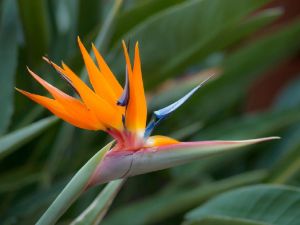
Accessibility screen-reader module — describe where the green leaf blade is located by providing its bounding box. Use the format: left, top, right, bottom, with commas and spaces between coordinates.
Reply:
110, 0, 271, 87
185, 185, 300, 225
0, 116, 58, 160
103, 171, 267, 225
0, 0, 19, 135
36, 141, 113, 225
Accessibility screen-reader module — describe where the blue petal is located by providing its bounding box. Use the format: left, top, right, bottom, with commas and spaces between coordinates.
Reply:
144, 119, 157, 138
144, 75, 213, 138
117, 65, 130, 106
154, 75, 213, 119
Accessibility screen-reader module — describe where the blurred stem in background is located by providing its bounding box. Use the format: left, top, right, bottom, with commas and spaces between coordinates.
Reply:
18, 0, 50, 65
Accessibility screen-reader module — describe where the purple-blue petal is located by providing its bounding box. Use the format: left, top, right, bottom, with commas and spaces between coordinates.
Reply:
154, 75, 213, 119
144, 75, 213, 138
117, 65, 130, 106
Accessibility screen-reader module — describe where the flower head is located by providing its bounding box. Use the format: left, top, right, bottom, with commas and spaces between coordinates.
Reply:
18, 38, 279, 185
17, 38, 200, 150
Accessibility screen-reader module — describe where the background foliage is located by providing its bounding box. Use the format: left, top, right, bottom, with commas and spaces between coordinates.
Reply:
1, 0, 300, 224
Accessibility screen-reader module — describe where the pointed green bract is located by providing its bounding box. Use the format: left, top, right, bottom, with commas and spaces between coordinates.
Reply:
36, 141, 113, 225
90, 137, 279, 185
128, 138, 279, 177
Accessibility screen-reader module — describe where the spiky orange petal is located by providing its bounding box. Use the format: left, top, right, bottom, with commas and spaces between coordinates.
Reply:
17, 89, 101, 130
61, 63, 123, 129
122, 41, 147, 132
26, 68, 104, 129
92, 43, 123, 97
43, 58, 123, 129
77, 37, 119, 102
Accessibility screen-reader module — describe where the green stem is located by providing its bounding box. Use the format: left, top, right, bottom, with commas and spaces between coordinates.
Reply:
36, 142, 113, 225
71, 179, 126, 225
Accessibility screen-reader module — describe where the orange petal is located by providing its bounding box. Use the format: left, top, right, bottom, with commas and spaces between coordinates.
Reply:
123, 42, 147, 132
26, 68, 104, 128
36, 59, 123, 129
121, 40, 133, 76
17, 89, 102, 130
27, 67, 74, 103
77, 37, 118, 102
147, 135, 179, 147
61, 63, 123, 129
92, 43, 123, 97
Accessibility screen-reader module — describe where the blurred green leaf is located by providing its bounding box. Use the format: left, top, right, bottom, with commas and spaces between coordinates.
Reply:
184, 216, 277, 225
18, 0, 50, 64
273, 76, 300, 111
0, 117, 57, 160
93, 0, 124, 55
43, 123, 75, 186
157, 6, 283, 83
267, 125, 300, 184
0, 167, 42, 193
53, 0, 77, 35
36, 141, 113, 225
71, 179, 125, 225
185, 185, 300, 225
15, 106, 45, 129
170, 107, 300, 186
112, 0, 184, 44
103, 171, 266, 225
234, 7, 283, 37
170, 122, 203, 140
195, 107, 300, 140
171, 18, 300, 127
77, 0, 102, 37
147, 7, 282, 111
1, 179, 68, 225
110, 0, 271, 87
0, 0, 19, 135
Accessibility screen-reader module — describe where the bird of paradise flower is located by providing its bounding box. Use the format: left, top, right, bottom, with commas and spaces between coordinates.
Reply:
17, 38, 278, 187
